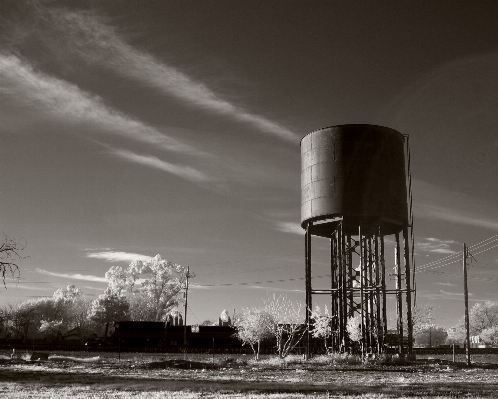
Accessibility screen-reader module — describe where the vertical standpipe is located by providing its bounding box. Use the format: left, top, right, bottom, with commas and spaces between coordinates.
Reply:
301, 125, 414, 356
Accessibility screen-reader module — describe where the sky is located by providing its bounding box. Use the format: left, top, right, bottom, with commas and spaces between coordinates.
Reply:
1, 0, 498, 329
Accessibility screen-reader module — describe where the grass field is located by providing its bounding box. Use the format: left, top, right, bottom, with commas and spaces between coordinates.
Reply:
1, 351, 497, 398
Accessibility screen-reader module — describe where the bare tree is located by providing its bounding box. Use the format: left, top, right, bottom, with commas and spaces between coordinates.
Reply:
263, 294, 306, 359
233, 308, 273, 360
0, 235, 26, 287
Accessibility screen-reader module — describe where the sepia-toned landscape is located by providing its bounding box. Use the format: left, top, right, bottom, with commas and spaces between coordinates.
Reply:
2, 1, 498, 398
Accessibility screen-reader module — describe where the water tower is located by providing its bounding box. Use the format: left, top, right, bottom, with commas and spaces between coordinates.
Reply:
301, 124, 415, 356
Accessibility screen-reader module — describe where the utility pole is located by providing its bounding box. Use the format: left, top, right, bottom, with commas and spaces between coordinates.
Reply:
463, 243, 471, 366
183, 265, 190, 346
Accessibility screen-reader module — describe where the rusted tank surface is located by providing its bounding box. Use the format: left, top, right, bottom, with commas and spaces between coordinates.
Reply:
301, 124, 408, 235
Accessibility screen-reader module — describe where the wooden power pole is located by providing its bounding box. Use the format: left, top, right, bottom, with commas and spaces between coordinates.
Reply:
463, 243, 471, 366
184, 265, 190, 346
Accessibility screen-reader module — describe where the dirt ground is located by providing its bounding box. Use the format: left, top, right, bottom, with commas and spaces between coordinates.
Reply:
1, 353, 498, 398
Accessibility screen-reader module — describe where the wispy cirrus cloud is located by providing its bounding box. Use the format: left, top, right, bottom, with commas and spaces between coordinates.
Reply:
87, 251, 151, 263
275, 222, 303, 235
435, 282, 457, 287
417, 237, 458, 254
29, 7, 297, 141
416, 290, 498, 304
419, 203, 498, 231
81, 285, 107, 292
109, 148, 210, 183
0, 54, 196, 155
35, 268, 107, 283
6, 284, 52, 291
414, 179, 498, 231
416, 290, 472, 301
440, 290, 470, 297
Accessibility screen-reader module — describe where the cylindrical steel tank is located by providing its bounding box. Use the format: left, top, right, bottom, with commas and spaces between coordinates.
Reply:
301, 124, 408, 235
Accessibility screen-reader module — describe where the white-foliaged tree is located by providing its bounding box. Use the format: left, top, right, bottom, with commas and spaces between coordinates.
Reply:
104, 254, 188, 322
346, 315, 362, 343
480, 326, 498, 346
310, 305, 333, 352
414, 325, 448, 347
469, 301, 498, 335
448, 301, 498, 345
89, 288, 130, 338
233, 308, 273, 360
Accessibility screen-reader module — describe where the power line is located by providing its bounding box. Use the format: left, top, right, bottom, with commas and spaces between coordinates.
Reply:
187, 304, 200, 324
416, 235, 498, 272
469, 235, 498, 249
417, 252, 462, 271
196, 262, 302, 276
470, 243, 498, 257
417, 235, 498, 274
195, 274, 331, 288
416, 258, 461, 273
193, 253, 303, 271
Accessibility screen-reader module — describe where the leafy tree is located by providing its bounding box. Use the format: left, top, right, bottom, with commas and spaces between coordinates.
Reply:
0, 307, 8, 338
263, 294, 306, 359
411, 305, 446, 347
0, 285, 93, 340
233, 308, 273, 360
310, 305, 333, 352
89, 289, 130, 338
133, 255, 188, 321
105, 265, 136, 296
469, 301, 498, 335
0, 235, 26, 287
448, 301, 498, 345
104, 254, 188, 322
52, 285, 82, 323
412, 305, 435, 338
414, 325, 448, 347
480, 326, 498, 346
26, 297, 60, 326
53, 284, 82, 302
71, 295, 96, 341
3, 297, 58, 340
346, 315, 362, 343
127, 291, 157, 321
38, 320, 67, 340
200, 319, 216, 326
6, 301, 38, 339
446, 324, 466, 345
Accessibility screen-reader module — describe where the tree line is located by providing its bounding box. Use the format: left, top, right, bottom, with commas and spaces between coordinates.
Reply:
233, 300, 498, 360
0, 255, 188, 342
